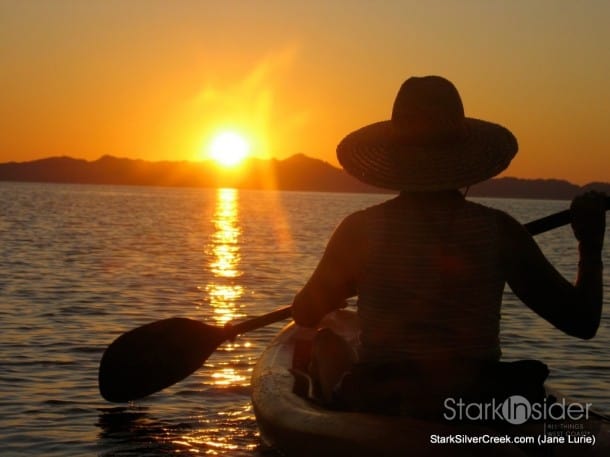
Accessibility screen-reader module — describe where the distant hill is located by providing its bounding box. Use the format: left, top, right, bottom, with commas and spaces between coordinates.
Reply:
1, 154, 608, 199
470, 177, 610, 200
0, 154, 382, 193
471, 177, 602, 200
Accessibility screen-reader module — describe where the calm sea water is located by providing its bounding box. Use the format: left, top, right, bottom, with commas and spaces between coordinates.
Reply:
0, 181, 608, 456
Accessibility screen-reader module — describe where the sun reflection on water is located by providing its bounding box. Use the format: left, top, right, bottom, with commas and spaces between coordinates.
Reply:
169, 404, 258, 455
204, 188, 244, 326
200, 187, 255, 396
179, 188, 259, 453
211, 367, 248, 386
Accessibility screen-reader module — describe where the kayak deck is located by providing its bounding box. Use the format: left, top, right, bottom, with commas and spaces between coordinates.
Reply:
251, 310, 609, 457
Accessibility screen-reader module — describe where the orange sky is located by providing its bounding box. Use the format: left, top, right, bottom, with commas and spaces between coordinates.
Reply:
1, 0, 609, 184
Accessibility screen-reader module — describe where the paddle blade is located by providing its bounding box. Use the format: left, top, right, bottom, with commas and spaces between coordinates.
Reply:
98, 317, 226, 402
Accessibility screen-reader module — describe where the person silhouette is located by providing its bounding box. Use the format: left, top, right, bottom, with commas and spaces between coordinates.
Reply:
292, 76, 606, 417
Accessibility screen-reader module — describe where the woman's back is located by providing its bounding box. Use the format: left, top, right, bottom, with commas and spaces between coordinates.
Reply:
357, 192, 505, 364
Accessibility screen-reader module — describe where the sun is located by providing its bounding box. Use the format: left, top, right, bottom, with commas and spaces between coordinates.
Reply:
208, 131, 250, 167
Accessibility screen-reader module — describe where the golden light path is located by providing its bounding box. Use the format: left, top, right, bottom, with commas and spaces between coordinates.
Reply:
172, 188, 256, 454
203, 188, 251, 389
207, 187, 244, 326
173, 187, 295, 454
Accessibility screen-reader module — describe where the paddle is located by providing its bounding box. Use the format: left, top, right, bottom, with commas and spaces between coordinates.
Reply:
99, 305, 292, 402
523, 195, 609, 236
99, 196, 609, 402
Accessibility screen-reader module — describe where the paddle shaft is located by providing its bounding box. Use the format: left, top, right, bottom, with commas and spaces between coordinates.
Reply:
524, 195, 609, 236
229, 305, 292, 336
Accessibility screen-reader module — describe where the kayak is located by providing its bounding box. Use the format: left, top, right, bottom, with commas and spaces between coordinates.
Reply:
251, 309, 610, 457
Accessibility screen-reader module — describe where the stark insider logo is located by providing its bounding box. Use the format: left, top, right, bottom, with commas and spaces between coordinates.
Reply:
443, 395, 592, 425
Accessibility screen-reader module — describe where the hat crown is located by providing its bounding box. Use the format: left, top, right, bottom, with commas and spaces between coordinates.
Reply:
391, 76, 466, 145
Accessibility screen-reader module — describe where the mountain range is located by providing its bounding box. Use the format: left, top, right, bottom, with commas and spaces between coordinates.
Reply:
1, 154, 608, 200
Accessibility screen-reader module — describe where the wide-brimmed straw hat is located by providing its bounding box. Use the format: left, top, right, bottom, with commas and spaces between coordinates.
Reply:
337, 76, 518, 191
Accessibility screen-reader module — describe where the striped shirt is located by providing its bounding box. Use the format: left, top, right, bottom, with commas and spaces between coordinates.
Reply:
356, 192, 505, 364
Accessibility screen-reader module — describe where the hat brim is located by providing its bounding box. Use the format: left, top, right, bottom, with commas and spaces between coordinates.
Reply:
337, 118, 518, 191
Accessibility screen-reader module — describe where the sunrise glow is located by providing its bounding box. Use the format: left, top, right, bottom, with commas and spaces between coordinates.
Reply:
208, 131, 250, 167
